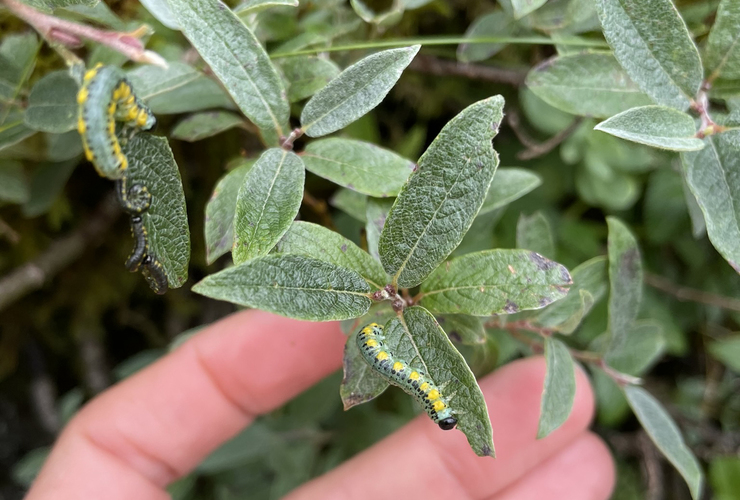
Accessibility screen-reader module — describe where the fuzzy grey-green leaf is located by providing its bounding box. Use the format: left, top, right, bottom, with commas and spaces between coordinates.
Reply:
24, 71, 78, 134
276, 221, 388, 288
419, 249, 572, 316
457, 10, 516, 63
204, 160, 254, 264
379, 96, 504, 288
366, 197, 394, 261
167, 0, 289, 135
705, 0, 740, 81
595, 0, 703, 110
681, 135, 740, 273
437, 314, 486, 345
512, 0, 548, 19
606, 217, 642, 356
303, 138, 414, 197
625, 386, 704, 499
192, 254, 372, 321
279, 56, 340, 103
385, 307, 494, 457
171, 111, 244, 142
479, 167, 542, 215
340, 332, 389, 410
0, 160, 29, 204
538, 337, 576, 438
606, 320, 665, 376
707, 335, 740, 373
594, 106, 703, 151
233, 148, 304, 265
301, 46, 420, 137
123, 135, 190, 288
516, 211, 555, 260
526, 52, 652, 119
330, 188, 367, 222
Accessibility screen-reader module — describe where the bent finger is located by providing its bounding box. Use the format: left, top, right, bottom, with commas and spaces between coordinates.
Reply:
27, 310, 346, 499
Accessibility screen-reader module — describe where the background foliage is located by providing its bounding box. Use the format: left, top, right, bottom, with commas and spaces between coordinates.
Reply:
1, 0, 740, 498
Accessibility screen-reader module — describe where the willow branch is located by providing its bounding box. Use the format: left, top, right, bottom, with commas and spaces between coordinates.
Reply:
2, 0, 167, 67
507, 110, 583, 160
645, 272, 740, 313
408, 54, 526, 86
0, 192, 121, 312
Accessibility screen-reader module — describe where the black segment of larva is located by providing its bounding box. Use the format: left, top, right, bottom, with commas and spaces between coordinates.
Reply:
355, 323, 457, 430
125, 215, 148, 272
142, 255, 168, 295
116, 178, 152, 215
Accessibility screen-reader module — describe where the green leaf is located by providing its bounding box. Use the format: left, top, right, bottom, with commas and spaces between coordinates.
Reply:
350, 0, 404, 27
128, 63, 233, 115
537, 337, 576, 438
301, 46, 420, 137
419, 249, 572, 316
235, 0, 298, 15
479, 167, 542, 215
192, 254, 372, 321
624, 386, 704, 500
0, 160, 29, 204
303, 138, 414, 197
330, 187, 367, 222
606, 320, 665, 376
535, 256, 607, 334
707, 335, 740, 373
0, 33, 38, 105
526, 52, 653, 119
516, 211, 555, 260
23, 71, 79, 133
140, 0, 179, 29
18, 0, 95, 11
705, 0, 740, 81
513, 0, 548, 19
204, 160, 254, 264
340, 301, 396, 336
171, 111, 244, 142
198, 423, 275, 473
606, 217, 642, 354
276, 221, 388, 288
22, 159, 77, 217
457, 10, 515, 63
594, 106, 703, 151
709, 457, 740, 500
437, 314, 486, 345
591, 367, 630, 427
167, 0, 289, 135
232, 148, 304, 264
386, 306, 495, 457
595, 0, 703, 110
379, 96, 504, 288
11, 447, 50, 487
366, 197, 393, 261
681, 134, 740, 273
340, 329, 389, 409
279, 56, 341, 103
123, 135, 190, 288
0, 112, 35, 151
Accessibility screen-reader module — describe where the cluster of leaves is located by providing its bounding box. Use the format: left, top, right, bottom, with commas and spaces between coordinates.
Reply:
3, 0, 740, 498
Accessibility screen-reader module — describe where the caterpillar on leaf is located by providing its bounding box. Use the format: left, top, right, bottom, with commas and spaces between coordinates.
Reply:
77, 64, 156, 181
357, 323, 458, 430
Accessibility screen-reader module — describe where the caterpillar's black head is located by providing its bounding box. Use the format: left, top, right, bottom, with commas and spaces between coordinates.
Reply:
438, 417, 457, 430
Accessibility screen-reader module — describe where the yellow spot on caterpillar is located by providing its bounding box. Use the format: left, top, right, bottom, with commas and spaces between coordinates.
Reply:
126, 106, 139, 121
393, 361, 404, 372
409, 371, 420, 381
108, 101, 117, 116
369, 323, 379, 328
124, 95, 135, 106
77, 87, 88, 104
136, 109, 149, 127
119, 155, 128, 170
83, 66, 99, 81
376, 351, 388, 361
365, 339, 378, 348
119, 83, 131, 99
108, 119, 115, 135
77, 116, 86, 134
432, 400, 446, 412
427, 389, 440, 400
420, 382, 430, 392
84, 146, 93, 161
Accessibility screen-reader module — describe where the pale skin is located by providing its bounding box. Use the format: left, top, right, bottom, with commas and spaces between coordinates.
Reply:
25, 310, 616, 500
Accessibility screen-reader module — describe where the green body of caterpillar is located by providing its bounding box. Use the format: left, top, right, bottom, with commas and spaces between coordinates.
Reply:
357, 323, 457, 430
77, 64, 156, 180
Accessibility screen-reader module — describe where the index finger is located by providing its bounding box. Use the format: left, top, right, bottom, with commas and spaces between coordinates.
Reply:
27, 309, 347, 500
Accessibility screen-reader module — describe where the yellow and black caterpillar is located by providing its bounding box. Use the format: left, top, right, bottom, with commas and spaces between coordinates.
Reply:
77, 64, 167, 294
357, 323, 458, 430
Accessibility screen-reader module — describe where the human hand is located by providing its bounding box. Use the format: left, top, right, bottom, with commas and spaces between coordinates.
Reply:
25, 310, 615, 500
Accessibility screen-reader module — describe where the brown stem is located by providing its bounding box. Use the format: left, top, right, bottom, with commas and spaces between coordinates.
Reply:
2, 0, 167, 67
0, 216, 20, 244
0, 191, 121, 312
302, 190, 335, 230
644, 271, 740, 313
507, 110, 583, 160
408, 54, 526, 86
281, 128, 303, 150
